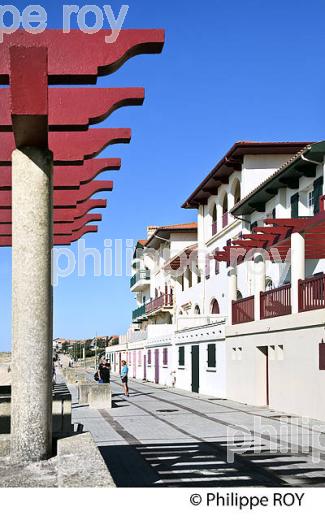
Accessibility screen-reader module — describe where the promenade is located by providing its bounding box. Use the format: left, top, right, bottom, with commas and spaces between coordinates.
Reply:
69, 374, 325, 487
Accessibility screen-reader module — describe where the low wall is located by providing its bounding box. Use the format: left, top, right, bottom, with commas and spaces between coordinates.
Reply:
0, 383, 73, 435
57, 432, 115, 487
0, 353, 11, 364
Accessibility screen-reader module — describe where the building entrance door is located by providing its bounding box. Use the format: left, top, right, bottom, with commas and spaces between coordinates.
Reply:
257, 346, 269, 406
191, 345, 200, 393
143, 354, 147, 381
154, 349, 159, 384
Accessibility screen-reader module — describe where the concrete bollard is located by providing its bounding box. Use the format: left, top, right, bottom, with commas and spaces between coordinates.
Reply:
64, 369, 87, 385
88, 384, 112, 409
78, 382, 96, 405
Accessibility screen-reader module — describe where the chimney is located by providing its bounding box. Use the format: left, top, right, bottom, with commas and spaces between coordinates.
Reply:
147, 226, 158, 239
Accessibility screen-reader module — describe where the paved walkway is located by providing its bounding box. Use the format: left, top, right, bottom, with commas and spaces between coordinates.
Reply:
70, 375, 325, 487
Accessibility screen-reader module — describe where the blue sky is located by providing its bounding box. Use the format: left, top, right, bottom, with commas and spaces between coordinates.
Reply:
1, 0, 325, 350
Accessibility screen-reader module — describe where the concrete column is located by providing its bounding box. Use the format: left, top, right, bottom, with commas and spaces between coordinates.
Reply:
253, 254, 266, 321
227, 266, 237, 325
291, 232, 305, 314
11, 147, 53, 463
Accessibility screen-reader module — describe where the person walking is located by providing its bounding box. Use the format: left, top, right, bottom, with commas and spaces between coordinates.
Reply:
120, 360, 129, 397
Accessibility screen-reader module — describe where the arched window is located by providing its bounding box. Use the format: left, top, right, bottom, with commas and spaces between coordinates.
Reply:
194, 305, 201, 315
233, 179, 241, 205
211, 298, 220, 314
212, 205, 217, 235
222, 194, 228, 228
265, 277, 274, 290
237, 290, 243, 300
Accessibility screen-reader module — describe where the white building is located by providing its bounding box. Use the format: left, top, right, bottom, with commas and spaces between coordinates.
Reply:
107, 140, 325, 422
223, 141, 325, 421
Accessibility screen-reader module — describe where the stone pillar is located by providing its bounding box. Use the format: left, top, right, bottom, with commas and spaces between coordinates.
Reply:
291, 232, 305, 314
254, 254, 266, 321
227, 266, 237, 325
11, 147, 53, 463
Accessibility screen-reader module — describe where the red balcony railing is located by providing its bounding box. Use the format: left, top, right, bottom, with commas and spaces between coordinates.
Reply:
146, 291, 173, 315
260, 284, 291, 319
232, 296, 254, 325
222, 212, 228, 228
298, 274, 325, 312
212, 222, 217, 236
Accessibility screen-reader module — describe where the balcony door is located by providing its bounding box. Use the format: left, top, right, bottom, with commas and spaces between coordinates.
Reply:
191, 345, 200, 393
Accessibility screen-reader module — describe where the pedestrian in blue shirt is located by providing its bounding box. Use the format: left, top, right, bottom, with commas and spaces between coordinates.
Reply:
120, 360, 129, 397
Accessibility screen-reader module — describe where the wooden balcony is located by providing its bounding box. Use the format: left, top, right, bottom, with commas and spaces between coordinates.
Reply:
232, 296, 254, 325
146, 291, 173, 315
130, 269, 150, 291
132, 304, 147, 322
299, 274, 325, 312
260, 284, 291, 319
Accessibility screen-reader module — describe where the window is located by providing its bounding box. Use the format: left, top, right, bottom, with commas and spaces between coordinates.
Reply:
138, 351, 142, 366
163, 348, 168, 366
211, 298, 220, 314
207, 344, 216, 368
178, 346, 185, 367
265, 277, 274, 290
194, 305, 201, 315
291, 193, 299, 218
214, 248, 220, 275
234, 181, 241, 205
188, 268, 193, 288
222, 195, 228, 227
212, 205, 217, 235
250, 221, 258, 232
147, 350, 152, 365
313, 177, 323, 215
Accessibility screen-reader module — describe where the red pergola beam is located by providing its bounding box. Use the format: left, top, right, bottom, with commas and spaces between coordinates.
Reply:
0, 199, 107, 224
0, 87, 145, 129
0, 224, 98, 247
0, 159, 121, 189
0, 213, 102, 236
0, 30, 165, 84
0, 180, 113, 208
0, 129, 131, 164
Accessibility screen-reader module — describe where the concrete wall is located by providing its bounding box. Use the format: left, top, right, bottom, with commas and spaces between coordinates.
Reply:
226, 309, 325, 420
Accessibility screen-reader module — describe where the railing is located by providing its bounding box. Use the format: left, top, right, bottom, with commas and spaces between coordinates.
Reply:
128, 330, 148, 343
146, 292, 173, 315
132, 304, 147, 322
232, 296, 254, 325
260, 284, 291, 319
212, 222, 217, 236
130, 269, 150, 289
222, 212, 228, 228
299, 274, 325, 312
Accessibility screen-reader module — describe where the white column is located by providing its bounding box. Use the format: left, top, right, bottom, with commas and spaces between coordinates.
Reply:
11, 147, 53, 463
254, 254, 266, 321
291, 232, 305, 314
228, 266, 237, 325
